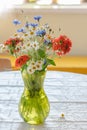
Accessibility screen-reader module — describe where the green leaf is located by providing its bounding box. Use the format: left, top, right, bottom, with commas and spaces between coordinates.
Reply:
42, 63, 48, 71
21, 64, 27, 72
37, 49, 46, 58
47, 58, 56, 66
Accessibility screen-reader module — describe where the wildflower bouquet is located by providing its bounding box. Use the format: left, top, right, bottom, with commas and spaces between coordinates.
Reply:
0, 16, 72, 124
0, 16, 72, 74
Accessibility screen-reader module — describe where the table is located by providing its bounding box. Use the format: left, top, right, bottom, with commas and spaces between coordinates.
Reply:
0, 71, 87, 130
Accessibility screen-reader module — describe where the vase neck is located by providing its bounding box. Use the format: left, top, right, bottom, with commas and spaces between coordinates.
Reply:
21, 70, 46, 97
24, 86, 45, 98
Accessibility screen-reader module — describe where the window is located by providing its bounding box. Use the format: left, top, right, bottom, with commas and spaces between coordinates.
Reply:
0, 0, 24, 13
58, 0, 80, 4
37, 0, 81, 5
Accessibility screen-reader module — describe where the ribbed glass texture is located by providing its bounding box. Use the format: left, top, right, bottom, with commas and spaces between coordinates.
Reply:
19, 70, 50, 124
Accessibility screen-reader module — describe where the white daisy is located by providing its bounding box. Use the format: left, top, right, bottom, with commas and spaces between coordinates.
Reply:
26, 42, 33, 50
0, 44, 3, 53
22, 34, 30, 43
29, 30, 35, 38
21, 44, 28, 53
32, 41, 39, 50
37, 60, 43, 65
21, 40, 32, 53
0, 44, 8, 53
35, 60, 43, 70
32, 65, 37, 71
25, 27, 36, 39
30, 61, 36, 66
27, 66, 35, 74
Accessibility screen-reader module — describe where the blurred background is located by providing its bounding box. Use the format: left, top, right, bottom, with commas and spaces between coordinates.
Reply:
0, 0, 87, 56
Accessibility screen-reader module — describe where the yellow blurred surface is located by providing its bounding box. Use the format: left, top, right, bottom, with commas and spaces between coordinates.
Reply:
0, 54, 87, 74
47, 56, 87, 74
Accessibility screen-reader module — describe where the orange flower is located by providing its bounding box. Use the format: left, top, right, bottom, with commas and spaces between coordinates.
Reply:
15, 55, 30, 67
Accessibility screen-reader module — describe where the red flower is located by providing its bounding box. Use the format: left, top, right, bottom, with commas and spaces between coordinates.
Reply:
4, 38, 21, 46
15, 55, 30, 67
52, 35, 72, 56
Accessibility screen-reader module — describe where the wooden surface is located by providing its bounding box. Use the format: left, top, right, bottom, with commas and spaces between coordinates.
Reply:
0, 71, 87, 130
0, 58, 12, 71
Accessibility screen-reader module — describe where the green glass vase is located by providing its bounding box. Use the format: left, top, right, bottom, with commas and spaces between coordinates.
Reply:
19, 69, 50, 125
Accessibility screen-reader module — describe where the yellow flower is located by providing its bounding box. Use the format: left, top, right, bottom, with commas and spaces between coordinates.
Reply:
61, 113, 65, 118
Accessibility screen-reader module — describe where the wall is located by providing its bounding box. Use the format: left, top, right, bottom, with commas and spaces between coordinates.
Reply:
0, 10, 87, 56
0, 11, 17, 43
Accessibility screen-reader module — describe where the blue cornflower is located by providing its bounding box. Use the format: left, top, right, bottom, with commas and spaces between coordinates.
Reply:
44, 23, 49, 29
36, 30, 46, 37
25, 22, 30, 28
30, 23, 38, 28
17, 28, 25, 33
44, 39, 51, 45
34, 16, 42, 21
43, 59, 47, 65
13, 19, 21, 25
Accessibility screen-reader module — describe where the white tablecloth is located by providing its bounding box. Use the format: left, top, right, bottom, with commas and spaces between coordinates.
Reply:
0, 71, 87, 130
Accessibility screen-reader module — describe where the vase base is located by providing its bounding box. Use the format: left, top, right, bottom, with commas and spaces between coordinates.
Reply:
24, 119, 44, 125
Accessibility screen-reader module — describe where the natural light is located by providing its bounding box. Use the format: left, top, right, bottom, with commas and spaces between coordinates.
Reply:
0, 0, 81, 14
37, 0, 81, 5
0, 0, 24, 14
58, 0, 80, 4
